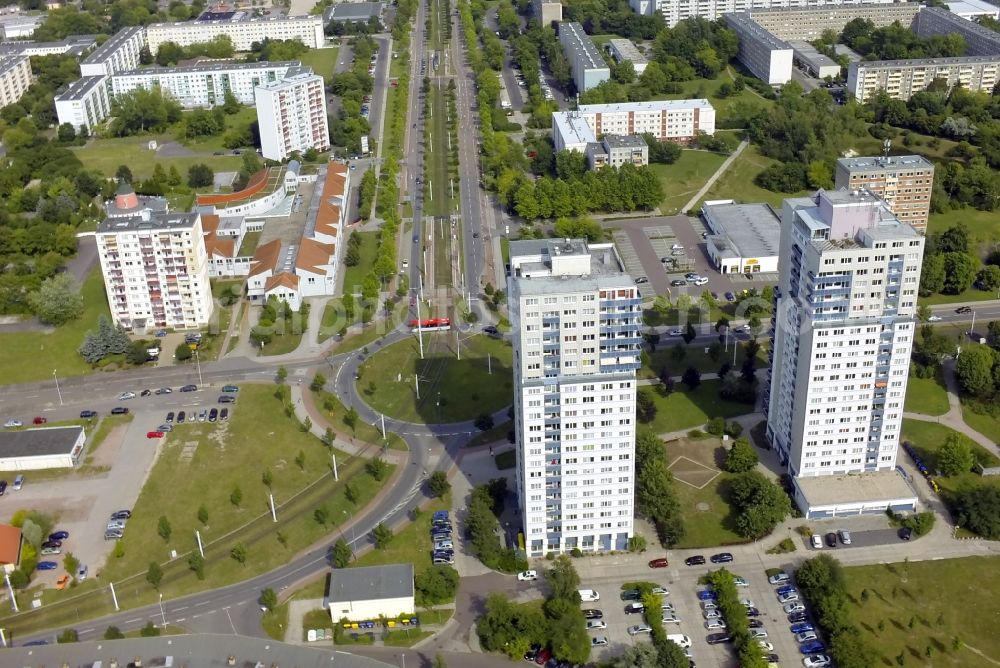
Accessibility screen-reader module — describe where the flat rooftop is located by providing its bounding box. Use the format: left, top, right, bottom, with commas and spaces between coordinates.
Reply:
723, 12, 792, 50
328, 563, 414, 601
115, 60, 299, 77
854, 54, 1000, 67
796, 470, 916, 507
788, 40, 840, 69
3, 634, 398, 667
603, 134, 647, 148
553, 111, 596, 145
510, 239, 634, 291
837, 154, 935, 172
578, 98, 713, 114
54, 75, 107, 101
81, 25, 142, 65
0, 426, 82, 459
607, 38, 649, 64
703, 202, 781, 259
560, 21, 606, 70
98, 211, 200, 234
327, 1, 383, 20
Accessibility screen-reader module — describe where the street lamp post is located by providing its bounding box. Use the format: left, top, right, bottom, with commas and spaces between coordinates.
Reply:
52, 369, 63, 406
158, 593, 166, 629
194, 349, 204, 387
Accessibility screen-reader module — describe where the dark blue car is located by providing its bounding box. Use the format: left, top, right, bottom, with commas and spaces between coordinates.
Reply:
36, 561, 58, 570
800, 641, 826, 655
697, 590, 718, 601
791, 622, 815, 634
777, 585, 797, 596
49, 531, 69, 541
710, 552, 734, 564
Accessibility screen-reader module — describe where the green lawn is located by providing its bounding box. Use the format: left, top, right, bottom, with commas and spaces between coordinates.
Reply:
918, 286, 1000, 306
0, 266, 109, 384
641, 339, 767, 380
655, 69, 774, 124
842, 556, 1000, 665
341, 231, 380, 297
259, 330, 303, 356
71, 136, 243, 181
298, 46, 340, 85
352, 495, 451, 577
238, 231, 262, 257
649, 151, 727, 215
642, 379, 755, 434
178, 107, 258, 154
699, 144, 809, 209
672, 472, 743, 549
312, 388, 407, 450
1, 385, 394, 636
358, 335, 513, 423
927, 208, 1000, 250
904, 371, 950, 417
960, 405, 1000, 446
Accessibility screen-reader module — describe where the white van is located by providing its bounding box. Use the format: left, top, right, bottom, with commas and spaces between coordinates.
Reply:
578, 589, 600, 602
666, 634, 692, 649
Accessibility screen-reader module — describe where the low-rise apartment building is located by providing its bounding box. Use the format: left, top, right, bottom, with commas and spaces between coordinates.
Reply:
553, 99, 715, 152
53, 75, 112, 133
145, 15, 325, 52
847, 55, 1000, 103
111, 61, 302, 108
558, 22, 610, 93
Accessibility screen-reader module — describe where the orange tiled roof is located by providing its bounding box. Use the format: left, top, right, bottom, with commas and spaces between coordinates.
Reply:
315, 165, 348, 238
248, 238, 282, 277
264, 272, 300, 291
0, 524, 21, 565
295, 237, 335, 274
201, 213, 221, 236
205, 237, 236, 258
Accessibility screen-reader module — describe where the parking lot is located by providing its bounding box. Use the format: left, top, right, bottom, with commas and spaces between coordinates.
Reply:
606, 215, 778, 301
0, 386, 237, 586
575, 556, 825, 667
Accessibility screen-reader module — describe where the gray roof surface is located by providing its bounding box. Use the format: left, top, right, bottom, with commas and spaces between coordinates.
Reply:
837, 154, 934, 172
328, 563, 414, 602
327, 1, 383, 20
703, 202, 781, 259
0, 426, 82, 459
603, 134, 646, 148
560, 21, 606, 70
54, 75, 106, 101
115, 60, 300, 77
98, 211, 200, 233
510, 239, 633, 291
81, 25, 142, 66
4, 633, 398, 667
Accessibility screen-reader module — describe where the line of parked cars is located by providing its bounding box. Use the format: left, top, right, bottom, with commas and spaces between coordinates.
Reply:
430, 510, 453, 565
765, 570, 831, 665
105, 509, 132, 541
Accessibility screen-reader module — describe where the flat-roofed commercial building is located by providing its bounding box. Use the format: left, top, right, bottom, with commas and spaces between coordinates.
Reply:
559, 22, 610, 92
0, 426, 86, 470
80, 25, 146, 77
835, 155, 935, 233
701, 200, 781, 274
54, 75, 111, 133
788, 40, 841, 79
606, 38, 648, 75
723, 12, 793, 86
111, 61, 302, 108
146, 15, 325, 51
848, 55, 1000, 103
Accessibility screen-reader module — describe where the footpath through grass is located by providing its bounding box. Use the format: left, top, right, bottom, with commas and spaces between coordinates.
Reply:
358, 334, 513, 423
0, 266, 109, 384
843, 556, 1000, 666
1, 384, 392, 638
650, 151, 727, 215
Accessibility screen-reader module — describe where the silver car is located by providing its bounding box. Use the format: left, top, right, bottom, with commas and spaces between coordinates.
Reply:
587, 619, 607, 630
703, 609, 723, 620
704, 619, 727, 630
627, 625, 652, 636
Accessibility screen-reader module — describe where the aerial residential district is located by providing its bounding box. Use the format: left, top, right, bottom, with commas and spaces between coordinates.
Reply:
4, 0, 1000, 666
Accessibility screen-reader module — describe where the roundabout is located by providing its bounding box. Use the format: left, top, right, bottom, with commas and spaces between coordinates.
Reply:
354, 333, 513, 423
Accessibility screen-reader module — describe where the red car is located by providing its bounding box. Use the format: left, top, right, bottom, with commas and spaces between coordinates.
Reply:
648, 557, 669, 568
534, 648, 551, 666
146, 431, 165, 439
32, 417, 47, 425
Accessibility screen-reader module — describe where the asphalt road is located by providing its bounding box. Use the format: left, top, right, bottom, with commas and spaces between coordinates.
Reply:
403, 0, 429, 299
484, 8, 524, 111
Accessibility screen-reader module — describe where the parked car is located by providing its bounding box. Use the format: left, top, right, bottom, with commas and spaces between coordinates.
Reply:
49, 531, 68, 541
791, 622, 815, 634
166, 412, 175, 423
825, 532, 838, 548
777, 584, 797, 596
208, 408, 218, 422
582, 609, 603, 620
956, 306, 973, 314
634, 277, 648, 284
652, 586, 669, 595
621, 589, 641, 601
79, 410, 97, 419
799, 641, 826, 655
788, 612, 809, 623
222, 385, 240, 393
517, 570, 537, 581
838, 530, 852, 545
591, 636, 608, 646
147, 431, 165, 439
32, 417, 47, 425
177, 411, 186, 423
111, 407, 129, 415
4, 419, 21, 428
0, 480, 6, 495
750, 628, 768, 639
803, 655, 833, 667
219, 395, 236, 404
586, 619, 607, 630
697, 590, 718, 601
779, 592, 800, 604
76, 564, 88, 581
198, 410, 208, 421
624, 602, 645, 614
111, 510, 132, 520
685, 555, 706, 566
706, 632, 732, 645
105, 529, 124, 540
769, 571, 790, 585
578, 589, 600, 602
701, 601, 718, 611
41, 546, 61, 555
749, 619, 764, 629
899, 527, 913, 540
702, 609, 722, 620
733, 577, 749, 587
671, 279, 687, 286
661, 613, 681, 624
180, 384, 198, 392
220, 408, 229, 421
155, 387, 172, 395
13, 475, 22, 490
746, 607, 761, 617
533, 648, 551, 665
810, 534, 823, 549
648, 557, 669, 568
704, 619, 727, 630
784, 602, 807, 614
627, 625, 653, 636
36, 561, 58, 570
118, 391, 136, 400
158, 424, 173, 432
725, 292, 736, 302
710, 552, 734, 564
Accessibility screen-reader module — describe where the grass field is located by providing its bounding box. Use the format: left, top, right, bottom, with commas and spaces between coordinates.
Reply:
352, 495, 451, 578
699, 144, 809, 209
960, 405, 1000, 446
903, 371, 950, 417
927, 208, 1000, 251
429, 82, 453, 287
649, 151, 727, 215
176, 107, 259, 154
655, 69, 774, 124
672, 472, 743, 548
312, 387, 407, 451
640, 339, 767, 380
642, 379, 754, 434
298, 47, 340, 85
71, 136, 244, 181
358, 334, 513, 423
342, 231, 380, 296
842, 556, 1000, 666
0, 266, 109, 384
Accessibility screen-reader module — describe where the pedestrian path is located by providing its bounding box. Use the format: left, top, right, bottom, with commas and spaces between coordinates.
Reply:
681, 138, 749, 213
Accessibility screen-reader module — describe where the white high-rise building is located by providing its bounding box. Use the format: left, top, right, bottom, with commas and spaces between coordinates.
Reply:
255, 71, 329, 161
96, 183, 213, 331
508, 239, 641, 557
765, 189, 924, 514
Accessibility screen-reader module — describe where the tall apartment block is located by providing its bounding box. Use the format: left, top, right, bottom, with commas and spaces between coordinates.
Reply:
0, 55, 32, 108
532, 0, 563, 26
96, 184, 213, 331
508, 239, 642, 556
835, 155, 935, 233
765, 189, 924, 517
54, 75, 112, 133
255, 71, 330, 161
79, 26, 147, 77
111, 61, 304, 108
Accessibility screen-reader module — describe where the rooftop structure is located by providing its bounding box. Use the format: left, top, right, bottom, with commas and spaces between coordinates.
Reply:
324, 2, 383, 22
533, 0, 563, 26
558, 21, 610, 92
0, 35, 97, 58
944, 0, 999, 20
701, 200, 782, 274
788, 40, 841, 79
606, 38, 649, 74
